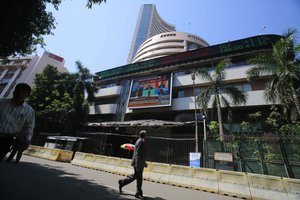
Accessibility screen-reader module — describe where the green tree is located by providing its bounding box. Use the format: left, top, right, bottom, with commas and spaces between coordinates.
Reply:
195, 59, 247, 141
29, 62, 95, 135
29, 65, 88, 134
0, 0, 106, 58
75, 60, 98, 102
247, 28, 300, 120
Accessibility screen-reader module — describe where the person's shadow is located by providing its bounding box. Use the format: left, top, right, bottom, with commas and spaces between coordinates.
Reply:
121, 192, 166, 200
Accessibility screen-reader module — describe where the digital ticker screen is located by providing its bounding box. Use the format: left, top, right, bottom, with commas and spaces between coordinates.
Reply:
127, 73, 172, 109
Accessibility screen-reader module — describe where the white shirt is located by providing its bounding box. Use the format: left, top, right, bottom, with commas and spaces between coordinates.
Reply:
0, 98, 35, 142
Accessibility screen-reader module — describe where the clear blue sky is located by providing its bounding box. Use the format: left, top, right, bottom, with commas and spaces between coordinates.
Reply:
36, 0, 300, 74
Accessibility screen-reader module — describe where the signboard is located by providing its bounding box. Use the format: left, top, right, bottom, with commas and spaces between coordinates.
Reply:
214, 152, 233, 162
214, 152, 234, 171
189, 152, 201, 168
127, 74, 172, 109
96, 35, 281, 79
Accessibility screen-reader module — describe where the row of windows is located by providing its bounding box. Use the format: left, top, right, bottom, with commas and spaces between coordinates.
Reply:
160, 33, 176, 38
176, 83, 252, 98
187, 35, 208, 45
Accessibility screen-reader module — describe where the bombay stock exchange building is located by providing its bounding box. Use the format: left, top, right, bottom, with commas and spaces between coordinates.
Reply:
127, 4, 176, 64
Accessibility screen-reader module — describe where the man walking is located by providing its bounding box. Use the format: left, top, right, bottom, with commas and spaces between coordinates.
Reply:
0, 83, 35, 162
118, 130, 147, 199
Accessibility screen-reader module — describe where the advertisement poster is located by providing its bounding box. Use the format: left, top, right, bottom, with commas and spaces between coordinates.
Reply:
127, 74, 172, 109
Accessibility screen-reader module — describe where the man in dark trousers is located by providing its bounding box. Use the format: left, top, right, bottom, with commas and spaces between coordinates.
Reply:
118, 130, 147, 199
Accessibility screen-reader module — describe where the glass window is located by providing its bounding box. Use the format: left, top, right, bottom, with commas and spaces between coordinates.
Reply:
243, 83, 252, 92
187, 43, 199, 51
234, 84, 243, 91
174, 71, 185, 76
178, 91, 185, 98
131, 5, 152, 60
195, 88, 201, 96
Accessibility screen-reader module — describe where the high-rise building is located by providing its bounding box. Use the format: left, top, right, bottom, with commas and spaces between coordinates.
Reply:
127, 4, 176, 63
0, 51, 67, 98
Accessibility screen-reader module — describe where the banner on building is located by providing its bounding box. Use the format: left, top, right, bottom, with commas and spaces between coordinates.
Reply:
127, 73, 172, 109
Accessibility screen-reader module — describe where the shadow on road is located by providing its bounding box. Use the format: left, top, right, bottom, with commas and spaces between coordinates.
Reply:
0, 161, 165, 200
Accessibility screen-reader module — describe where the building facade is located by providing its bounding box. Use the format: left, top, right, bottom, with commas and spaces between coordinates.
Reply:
90, 34, 281, 131
127, 4, 176, 63
86, 34, 300, 178
0, 51, 67, 98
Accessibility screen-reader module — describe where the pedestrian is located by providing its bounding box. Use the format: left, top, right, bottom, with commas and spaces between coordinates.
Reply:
0, 83, 35, 162
6, 132, 30, 163
118, 130, 147, 199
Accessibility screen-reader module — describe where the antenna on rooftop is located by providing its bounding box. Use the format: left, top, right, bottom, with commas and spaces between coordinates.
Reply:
258, 26, 267, 35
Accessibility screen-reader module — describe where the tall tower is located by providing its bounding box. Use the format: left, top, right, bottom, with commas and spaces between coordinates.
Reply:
127, 4, 176, 63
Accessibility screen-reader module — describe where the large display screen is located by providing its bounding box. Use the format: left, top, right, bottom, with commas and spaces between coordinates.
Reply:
127, 74, 172, 109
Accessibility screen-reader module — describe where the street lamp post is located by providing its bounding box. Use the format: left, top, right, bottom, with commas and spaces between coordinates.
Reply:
202, 114, 207, 167
191, 73, 198, 153
202, 115, 207, 140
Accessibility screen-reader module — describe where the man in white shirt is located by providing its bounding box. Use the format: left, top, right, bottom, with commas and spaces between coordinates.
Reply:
0, 83, 35, 162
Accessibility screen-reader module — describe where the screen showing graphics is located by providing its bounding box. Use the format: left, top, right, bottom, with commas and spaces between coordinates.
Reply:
127, 74, 172, 109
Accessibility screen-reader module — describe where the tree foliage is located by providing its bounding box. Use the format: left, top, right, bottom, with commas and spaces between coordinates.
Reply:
0, 0, 106, 58
29, 65, 88, 134
195, 59, 247, 141
247, 28, 300, 120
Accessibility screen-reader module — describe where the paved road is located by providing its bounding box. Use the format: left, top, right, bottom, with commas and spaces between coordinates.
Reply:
0, 155, 236, 200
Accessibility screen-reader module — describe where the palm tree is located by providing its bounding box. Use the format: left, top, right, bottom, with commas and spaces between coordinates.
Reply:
75, 60, 98, 102
247, 28, 300, 119
195, 58, 247, 141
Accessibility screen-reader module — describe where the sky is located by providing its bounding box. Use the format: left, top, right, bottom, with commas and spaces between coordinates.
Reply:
36, 0, 300, 74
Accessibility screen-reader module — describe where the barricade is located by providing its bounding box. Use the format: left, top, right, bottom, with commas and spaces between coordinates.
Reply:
168, 164, 193, 188
23, 145, 36, 156
218, 170, 251, 199
57, 150, 73, 162
191, 167, 219, 193
143, 162, 152, 180
24, 145, 41, 157
283, 177, 300, 200
91, 155, 108, 171
71, 152, 88, 167
81, 153, 96, 168
35, 147, 48, 158
247, 173, 289, 200
117, 158, 134, 176
148, 162, 171, 184
48, 148, 61, 161
102, 157, 121, 174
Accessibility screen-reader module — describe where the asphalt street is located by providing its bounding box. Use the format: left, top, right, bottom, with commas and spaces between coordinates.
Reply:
0, 155, 236, 200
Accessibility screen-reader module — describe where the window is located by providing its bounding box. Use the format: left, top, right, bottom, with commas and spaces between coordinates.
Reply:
243, 83, 252, 92
232, 83, 252, 92
178, 90, 185, 98
195, 88, 201, 96
187, 43, 199, 51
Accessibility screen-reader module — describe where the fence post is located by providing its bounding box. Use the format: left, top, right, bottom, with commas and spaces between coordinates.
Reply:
278, 137, 293, 178
258, 140, 268, 175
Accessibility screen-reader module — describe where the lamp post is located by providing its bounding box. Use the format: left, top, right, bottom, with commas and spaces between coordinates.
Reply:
202, 114, 207, 167
202, 115, 207, 140
191, 73, 198, 153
